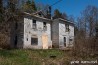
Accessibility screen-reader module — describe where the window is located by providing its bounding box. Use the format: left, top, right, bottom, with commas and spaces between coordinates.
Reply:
69, 39, 73, 44
31, 38, 38, 45
69, 39, 73, 41
65, 24, 70, 32
43, 22, 47, 31
32, 19, 37, 29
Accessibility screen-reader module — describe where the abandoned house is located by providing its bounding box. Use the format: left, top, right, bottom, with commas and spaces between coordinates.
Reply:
10, 12, 74, 49
10, 12, 52, 49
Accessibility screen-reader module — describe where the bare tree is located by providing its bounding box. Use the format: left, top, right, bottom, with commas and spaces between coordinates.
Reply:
81, 5, 98, 37
73, 5, 98, 57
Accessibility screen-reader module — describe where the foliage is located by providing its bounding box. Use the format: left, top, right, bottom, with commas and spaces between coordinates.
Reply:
53, 9, 67, 19
22, 0, 36, 13
8, 0, 15, 12
74, 5, 98, 58
0, 0, 23, 49
0, 33, 10, 49
53, 9, 62, 19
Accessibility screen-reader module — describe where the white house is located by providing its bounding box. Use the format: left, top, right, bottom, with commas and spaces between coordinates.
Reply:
10, 12, 52, 49
10, 12, 74, 49
23, 15, 52, 49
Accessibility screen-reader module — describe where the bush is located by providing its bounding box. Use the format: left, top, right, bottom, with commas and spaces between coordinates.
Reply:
0, 33, 10, 49
72, 34, 97, 58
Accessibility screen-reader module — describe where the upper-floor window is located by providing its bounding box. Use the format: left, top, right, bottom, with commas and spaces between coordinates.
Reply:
43, 22, 47, 31
65, 24, 70, 32
32, 19, 37, 29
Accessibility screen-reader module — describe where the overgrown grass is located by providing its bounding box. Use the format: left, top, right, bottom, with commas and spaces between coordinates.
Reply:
0, 49, 97, 65
0, 49, 69, 65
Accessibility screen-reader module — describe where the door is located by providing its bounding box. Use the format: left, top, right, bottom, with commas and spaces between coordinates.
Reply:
42, 34, 48, 49
64, 37, 66, 47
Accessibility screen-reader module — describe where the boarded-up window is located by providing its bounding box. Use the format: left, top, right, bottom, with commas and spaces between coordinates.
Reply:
31, 38, 38, 45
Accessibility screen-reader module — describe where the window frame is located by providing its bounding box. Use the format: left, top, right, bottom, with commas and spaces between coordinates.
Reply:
32, 19, 37, 29
43, 22, 47, 31
65, 24, 70, 32
31, 37, 38, 45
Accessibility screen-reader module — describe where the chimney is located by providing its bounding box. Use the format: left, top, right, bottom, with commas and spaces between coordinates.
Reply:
49, 6, 51, 19
47, 6, 51, 19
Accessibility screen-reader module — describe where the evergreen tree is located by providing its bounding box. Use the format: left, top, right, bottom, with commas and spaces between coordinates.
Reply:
53, 9, 67, 19
54, 9, 62, 19
31, 1, 36, 11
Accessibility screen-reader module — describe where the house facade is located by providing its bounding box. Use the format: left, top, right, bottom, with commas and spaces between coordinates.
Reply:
23, 15, 52, 49
52, 18, 74, 48
10, 12, 74, 49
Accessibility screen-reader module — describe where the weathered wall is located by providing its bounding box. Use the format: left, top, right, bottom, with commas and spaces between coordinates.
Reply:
59, 21, 66, 48
23, 17, 52, 49
17, 19, 24, 48
59, 21, 74, 48
51, 19, 59, 48
69, 25, 74, 47
52, 19, 74, 48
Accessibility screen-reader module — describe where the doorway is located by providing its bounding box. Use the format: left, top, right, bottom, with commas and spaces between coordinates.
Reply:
64, 37, 66, 47
42, 34, 48, 49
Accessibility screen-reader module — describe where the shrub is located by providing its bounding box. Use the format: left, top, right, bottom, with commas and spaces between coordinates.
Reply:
0, 33, 10, 49
72, 34, 98, 58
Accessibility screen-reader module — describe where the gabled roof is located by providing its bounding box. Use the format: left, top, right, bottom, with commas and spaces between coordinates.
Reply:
23, 12, 51, 22
23, 12, 74, 25
32, 10, 45, 16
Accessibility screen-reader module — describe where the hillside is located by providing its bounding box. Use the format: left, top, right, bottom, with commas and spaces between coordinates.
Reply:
0, 49, 70, 65
0, 49, 97, 65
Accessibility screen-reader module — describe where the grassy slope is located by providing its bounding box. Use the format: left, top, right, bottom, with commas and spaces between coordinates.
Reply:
0, 49, 97, 65
0, 49, 71, 65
